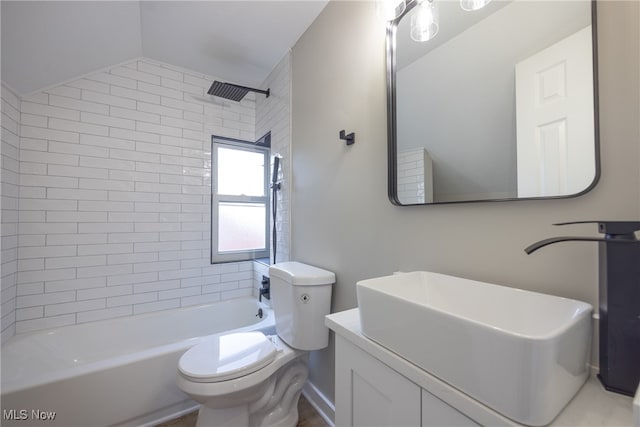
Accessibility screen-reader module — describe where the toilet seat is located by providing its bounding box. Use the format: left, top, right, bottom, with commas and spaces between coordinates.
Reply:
178, 332, 277, 383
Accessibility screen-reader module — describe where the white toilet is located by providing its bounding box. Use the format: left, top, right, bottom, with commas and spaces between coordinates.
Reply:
177, 262, 335, 427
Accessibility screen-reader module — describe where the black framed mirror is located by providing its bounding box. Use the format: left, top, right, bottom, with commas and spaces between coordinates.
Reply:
387, 0, 600, 205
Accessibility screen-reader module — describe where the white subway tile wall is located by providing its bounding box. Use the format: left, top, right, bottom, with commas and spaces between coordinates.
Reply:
0, 56, 291, 337
397, 148, 431, 205
1, 84, 21, 343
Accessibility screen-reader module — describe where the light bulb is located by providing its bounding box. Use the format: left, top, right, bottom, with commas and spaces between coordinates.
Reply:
460, 0, 491, 12
376, 0, 407, 21
410, 0, 439, 42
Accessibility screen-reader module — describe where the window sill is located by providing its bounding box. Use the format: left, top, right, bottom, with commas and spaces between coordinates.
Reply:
254, 257, 271, 267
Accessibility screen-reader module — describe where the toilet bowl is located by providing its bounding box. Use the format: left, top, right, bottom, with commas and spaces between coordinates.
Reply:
177, 262, 335, 427
177, 332, 308, 427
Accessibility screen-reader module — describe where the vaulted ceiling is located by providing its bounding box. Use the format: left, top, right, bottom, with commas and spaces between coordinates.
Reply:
1, 1, 328, 96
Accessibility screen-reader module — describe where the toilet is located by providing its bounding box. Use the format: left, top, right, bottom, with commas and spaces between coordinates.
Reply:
177, 261, 335, 427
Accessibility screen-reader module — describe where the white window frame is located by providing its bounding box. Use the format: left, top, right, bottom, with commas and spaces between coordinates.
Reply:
211, 136, 270, 264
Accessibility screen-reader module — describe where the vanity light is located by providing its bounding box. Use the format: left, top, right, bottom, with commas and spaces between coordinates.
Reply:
388, 0, 492, 44
460, 0, 492, 12
410, 0, 439, 42
376, 0, 407, 21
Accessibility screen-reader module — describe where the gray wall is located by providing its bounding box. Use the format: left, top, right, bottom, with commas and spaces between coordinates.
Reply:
291, 0, 639, 406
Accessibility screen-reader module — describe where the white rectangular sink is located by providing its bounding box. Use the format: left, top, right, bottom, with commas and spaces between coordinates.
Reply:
357, 271, 593, 426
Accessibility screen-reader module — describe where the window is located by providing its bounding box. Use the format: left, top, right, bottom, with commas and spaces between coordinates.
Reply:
211, 136, 269, 263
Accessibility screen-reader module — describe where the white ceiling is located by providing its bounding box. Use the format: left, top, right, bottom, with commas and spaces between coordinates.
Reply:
1, 1, 328, 96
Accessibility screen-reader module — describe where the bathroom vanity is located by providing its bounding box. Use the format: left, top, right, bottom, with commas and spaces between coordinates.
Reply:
326, 309, 635, 427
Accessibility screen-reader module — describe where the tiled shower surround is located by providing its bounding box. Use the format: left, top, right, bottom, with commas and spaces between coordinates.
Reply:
0, 56, 291, 339
1, 84, 21, 341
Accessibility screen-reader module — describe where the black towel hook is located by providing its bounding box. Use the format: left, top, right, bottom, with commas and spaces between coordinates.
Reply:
339, 130, 355, 146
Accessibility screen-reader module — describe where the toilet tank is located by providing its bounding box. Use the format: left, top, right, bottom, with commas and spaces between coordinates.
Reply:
269, 262, 335, 351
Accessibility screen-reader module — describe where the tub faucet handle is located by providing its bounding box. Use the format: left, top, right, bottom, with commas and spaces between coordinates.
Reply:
259, 276, 270, 302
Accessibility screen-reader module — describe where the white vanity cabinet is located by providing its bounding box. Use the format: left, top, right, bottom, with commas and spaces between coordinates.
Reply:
328, 309, 634, 427
335, 334, 420, 426
421, 389, 479, 427
335, 334, 478, 427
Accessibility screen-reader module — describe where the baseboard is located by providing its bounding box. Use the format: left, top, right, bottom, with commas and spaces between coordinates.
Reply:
133, 400, 199, 427
302, 381, 335, 427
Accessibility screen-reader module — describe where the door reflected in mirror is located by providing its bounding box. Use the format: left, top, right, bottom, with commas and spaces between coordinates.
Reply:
388, 0, 599, 205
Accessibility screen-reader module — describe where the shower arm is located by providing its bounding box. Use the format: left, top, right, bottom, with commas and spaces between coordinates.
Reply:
231, 84, 269, 98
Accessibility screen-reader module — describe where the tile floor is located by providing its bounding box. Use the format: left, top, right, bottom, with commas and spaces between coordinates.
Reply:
156, 395, 328, 427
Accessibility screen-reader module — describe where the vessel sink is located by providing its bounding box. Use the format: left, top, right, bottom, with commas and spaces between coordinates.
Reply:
357, 271, 593, 426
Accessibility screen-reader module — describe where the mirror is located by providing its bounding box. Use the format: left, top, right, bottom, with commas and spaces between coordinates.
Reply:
387, 0, 599, 205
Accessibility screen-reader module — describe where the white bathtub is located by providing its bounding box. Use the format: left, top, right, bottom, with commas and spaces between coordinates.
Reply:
1, 296, 275, 427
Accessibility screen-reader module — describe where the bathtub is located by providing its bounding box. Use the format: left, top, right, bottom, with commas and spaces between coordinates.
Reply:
1, 296, 275, 427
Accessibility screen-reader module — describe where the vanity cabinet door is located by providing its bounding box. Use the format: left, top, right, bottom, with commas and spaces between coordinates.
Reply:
335, 335, 421, 427
421, 389, 480, 427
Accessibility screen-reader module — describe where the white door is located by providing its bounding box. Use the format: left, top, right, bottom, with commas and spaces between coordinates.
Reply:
515, 26, 595, 197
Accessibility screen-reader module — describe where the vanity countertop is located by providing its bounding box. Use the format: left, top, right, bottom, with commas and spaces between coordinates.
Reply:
326, 308, 635, 427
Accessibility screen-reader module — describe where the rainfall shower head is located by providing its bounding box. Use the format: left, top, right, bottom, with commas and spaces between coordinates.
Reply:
207, 81, 270, 102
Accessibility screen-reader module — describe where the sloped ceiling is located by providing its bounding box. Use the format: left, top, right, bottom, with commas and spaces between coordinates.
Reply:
1, 1, 328, 96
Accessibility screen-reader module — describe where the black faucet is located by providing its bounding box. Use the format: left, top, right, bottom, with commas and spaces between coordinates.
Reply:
526, 221, 640, 396
259, 275, 270, 302
525, 221, 640, 254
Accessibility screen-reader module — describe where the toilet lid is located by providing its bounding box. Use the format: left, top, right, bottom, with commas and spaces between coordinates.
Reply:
178, 332, 277, 382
